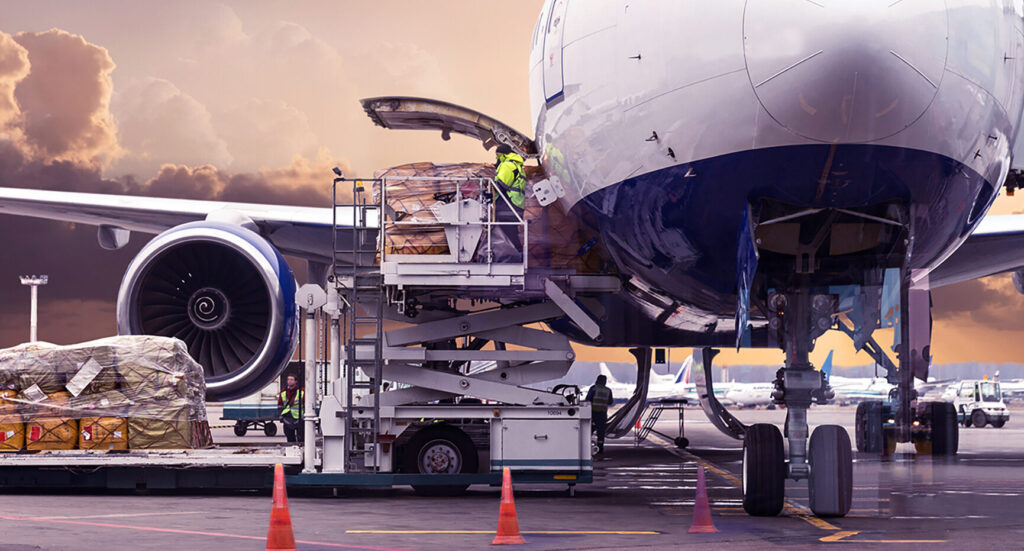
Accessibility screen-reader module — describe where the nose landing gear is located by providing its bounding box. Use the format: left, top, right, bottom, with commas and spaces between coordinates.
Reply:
738, 288, 854, 518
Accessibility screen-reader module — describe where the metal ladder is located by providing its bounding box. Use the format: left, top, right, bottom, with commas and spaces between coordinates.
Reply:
332, 177, 384, 473
634, 400, 688, 447
635, 404, 662, 444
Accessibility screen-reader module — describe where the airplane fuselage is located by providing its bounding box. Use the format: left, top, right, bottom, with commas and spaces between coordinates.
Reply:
530, 0, 1024, 347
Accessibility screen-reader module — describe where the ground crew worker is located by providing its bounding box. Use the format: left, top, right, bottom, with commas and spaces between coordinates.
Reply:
493, 143, 527, 259
586, 374, 614, 454
278, 374, 304, 443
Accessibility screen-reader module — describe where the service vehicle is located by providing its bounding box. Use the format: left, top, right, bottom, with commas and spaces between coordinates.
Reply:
953, 380, 1009, 428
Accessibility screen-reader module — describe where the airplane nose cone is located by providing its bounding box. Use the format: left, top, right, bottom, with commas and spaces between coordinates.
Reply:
744, 0, 948, 142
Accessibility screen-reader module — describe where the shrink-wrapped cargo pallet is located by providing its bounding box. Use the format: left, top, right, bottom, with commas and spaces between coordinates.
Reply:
372, 162, 608, 272
0, 336, 211, 451
373, 162, 495, 257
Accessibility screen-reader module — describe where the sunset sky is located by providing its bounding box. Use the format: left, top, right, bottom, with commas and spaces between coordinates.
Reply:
2, 1, 1024, 370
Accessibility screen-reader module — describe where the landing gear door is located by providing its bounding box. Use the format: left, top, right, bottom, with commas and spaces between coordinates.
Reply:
542, 0, 569, 102
360, 96, 537, 158
692, 348, 748, 440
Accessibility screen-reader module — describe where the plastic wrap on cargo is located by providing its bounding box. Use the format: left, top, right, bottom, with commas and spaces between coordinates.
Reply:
0, 336, 212, 451
373, 162, 494, 257
371, 162, 608, 271
0, 389, 23, 452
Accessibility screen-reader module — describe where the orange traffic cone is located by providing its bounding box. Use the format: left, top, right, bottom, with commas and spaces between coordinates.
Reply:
491, 467, 527, 545
266, 463, 298, 551
688, 465, 718, 533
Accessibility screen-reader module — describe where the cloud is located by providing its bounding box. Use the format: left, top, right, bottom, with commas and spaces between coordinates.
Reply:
215, 98, 319, 171
932, 274, 1024, 328
110, 77, 232, 177
133, 148, 347, 206
0, 32, 29, 140
12, 29, 120, 167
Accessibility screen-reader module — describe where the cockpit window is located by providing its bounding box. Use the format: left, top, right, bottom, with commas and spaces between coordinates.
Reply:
980, 382, 1000, 402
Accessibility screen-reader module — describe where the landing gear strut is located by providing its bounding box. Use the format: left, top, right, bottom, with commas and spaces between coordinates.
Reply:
737, 287, 853, 517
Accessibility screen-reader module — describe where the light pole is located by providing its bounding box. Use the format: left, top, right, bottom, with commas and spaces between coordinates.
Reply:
19, 275, 48, 342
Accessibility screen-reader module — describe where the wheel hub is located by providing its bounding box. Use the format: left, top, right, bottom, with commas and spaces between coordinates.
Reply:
420, 441, 461, 474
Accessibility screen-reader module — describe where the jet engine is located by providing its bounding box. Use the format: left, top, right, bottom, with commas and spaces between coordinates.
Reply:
116, 221, 299, 402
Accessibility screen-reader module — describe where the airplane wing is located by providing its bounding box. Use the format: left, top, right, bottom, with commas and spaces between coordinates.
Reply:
0, 186, 361, 262
928, 214, 1024, 287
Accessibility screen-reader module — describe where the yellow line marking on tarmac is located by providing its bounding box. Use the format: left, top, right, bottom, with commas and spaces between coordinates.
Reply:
346, 530, 660, 535
648, 434, 841, 532
820, 530, 945, 543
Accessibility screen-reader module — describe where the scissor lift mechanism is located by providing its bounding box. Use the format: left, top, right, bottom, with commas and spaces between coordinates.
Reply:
287, 175, 621, 490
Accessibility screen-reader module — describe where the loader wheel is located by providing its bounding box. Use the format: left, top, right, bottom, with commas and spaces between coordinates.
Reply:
233, 421, 248, 437
404, 425, 478, 496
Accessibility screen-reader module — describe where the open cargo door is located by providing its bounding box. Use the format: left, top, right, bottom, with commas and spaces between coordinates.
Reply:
361, 96, 537, 158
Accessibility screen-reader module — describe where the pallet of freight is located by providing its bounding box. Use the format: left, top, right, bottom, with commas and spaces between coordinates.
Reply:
371, 162, 608, 272
0, 336, 212, 452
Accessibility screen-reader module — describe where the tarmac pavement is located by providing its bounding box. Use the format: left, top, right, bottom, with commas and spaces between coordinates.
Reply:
0, 406, 1022, 549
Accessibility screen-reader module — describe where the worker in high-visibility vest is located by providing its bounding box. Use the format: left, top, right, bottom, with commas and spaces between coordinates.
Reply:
278, 374, 305, 442
586, 374, 614, 454
493, 143, 527, 260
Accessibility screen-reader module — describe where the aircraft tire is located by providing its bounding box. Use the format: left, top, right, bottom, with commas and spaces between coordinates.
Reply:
929, 401, 958, 455
742, 423, 785, 517
854, 403, 867, 451
808, 425, 853, 517
858, 401, 885, 453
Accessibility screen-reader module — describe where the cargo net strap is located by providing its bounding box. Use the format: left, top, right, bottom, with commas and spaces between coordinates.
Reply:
0, 336, 211, 450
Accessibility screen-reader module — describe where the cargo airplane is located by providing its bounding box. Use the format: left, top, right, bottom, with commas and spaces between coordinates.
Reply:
2, 0, 1024, 519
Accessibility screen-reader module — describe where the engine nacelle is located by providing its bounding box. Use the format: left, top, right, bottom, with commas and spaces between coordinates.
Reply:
117, 222, 299, 402
1014, 269, 1024, 295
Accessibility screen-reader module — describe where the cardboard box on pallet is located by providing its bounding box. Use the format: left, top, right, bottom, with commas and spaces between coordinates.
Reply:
0, 336, 211, 451
25, 391, 77, 451
0, 389, 23, 452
